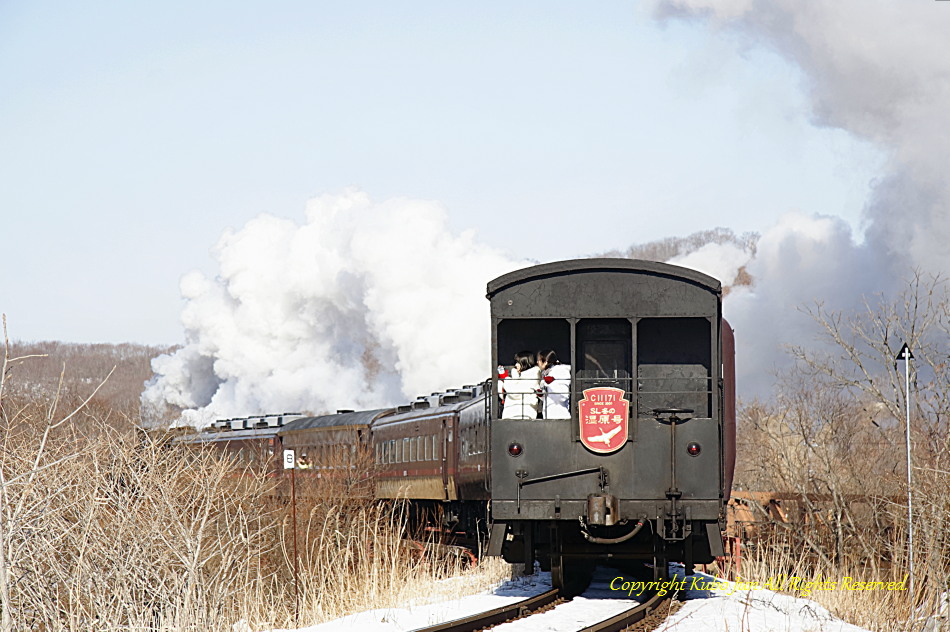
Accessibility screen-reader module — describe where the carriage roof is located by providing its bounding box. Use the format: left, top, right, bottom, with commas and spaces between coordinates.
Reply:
486, 258, 720, 298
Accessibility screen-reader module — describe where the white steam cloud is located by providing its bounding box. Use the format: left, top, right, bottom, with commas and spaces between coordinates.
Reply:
653, 0, 950, 395
667, 241, 751, 288
147, 2, 950, 422
143, 189, 522, 427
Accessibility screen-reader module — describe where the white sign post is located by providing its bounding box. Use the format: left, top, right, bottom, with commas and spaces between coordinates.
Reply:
896, 342, 914, 601
282, 448, 299, 623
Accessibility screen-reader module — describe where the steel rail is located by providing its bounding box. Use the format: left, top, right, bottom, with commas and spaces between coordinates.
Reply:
577, 590, 670, 632
409, 588, 560, 632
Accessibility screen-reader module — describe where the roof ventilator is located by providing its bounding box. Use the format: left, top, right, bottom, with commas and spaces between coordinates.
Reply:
440, 392, 460, 405
411, 397, 431, 410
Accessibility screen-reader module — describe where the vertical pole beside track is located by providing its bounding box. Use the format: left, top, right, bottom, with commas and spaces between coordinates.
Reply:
284, 449, 300, 627
292, 464, 299, 627
896, 343, 914, 602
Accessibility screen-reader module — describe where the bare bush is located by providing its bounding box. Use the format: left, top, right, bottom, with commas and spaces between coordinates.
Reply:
0, 398, 284, 629
734, 272, 950, 631
0, 322, 508, 631
279, 446, 491, 625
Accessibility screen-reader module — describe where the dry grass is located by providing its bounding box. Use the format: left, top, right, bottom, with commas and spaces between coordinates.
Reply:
734, 530, 915, 631
729, 325, 950, 625
0, 332, 512, 632
1, 404, 281, 630
0, 418, 510, 631
733, 397, 950, 631
285, 480, 511, 627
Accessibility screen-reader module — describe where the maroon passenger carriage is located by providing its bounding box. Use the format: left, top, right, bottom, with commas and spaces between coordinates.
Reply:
171, 413, 304, 472
371, 384, 491, 541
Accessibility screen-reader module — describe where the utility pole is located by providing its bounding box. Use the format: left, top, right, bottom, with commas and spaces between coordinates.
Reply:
896, 342, 914, 601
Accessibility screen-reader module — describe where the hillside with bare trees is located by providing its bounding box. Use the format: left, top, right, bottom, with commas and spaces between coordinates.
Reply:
599, 226, 758, 264
2, 340, 174, 417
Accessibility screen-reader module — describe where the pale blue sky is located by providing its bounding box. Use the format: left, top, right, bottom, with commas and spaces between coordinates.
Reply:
0, 1, 883, 344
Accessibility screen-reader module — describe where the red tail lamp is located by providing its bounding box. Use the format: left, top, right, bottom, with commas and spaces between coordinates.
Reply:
686, 442, 701, 457
508, 442, 524, 457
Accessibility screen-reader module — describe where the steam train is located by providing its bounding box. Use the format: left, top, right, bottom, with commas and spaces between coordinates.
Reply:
178, 259, 736, 592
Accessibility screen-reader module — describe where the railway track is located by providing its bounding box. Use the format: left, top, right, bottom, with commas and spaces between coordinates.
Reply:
410, 583, 674, 632
412, 588, 561, 632
577, 590, 671, 632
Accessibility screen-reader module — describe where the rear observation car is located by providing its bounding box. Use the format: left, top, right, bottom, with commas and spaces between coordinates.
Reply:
485, 259, 735, 589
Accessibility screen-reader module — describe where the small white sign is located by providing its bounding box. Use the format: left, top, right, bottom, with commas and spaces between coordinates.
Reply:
283, 449, 295, 470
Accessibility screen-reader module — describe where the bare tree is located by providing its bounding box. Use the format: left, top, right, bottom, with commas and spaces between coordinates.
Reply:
734, 272, 950, 630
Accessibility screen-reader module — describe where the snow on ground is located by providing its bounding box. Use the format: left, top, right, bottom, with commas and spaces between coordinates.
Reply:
660, 565, 872, 632
265, 565, 872, 632
262, 573, 552, 632
489, 567, 658, 632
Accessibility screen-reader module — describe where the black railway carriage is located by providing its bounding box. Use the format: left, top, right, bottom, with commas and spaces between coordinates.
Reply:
484, 258, 735, 589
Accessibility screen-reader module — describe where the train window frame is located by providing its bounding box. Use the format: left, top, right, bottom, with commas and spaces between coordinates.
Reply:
635, 316, 713, 419
576, 319, 632, 378
494, 317, 571, 420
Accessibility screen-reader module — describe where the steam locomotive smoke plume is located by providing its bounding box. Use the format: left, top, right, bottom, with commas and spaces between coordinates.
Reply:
146, 2, 950, 424
654, 0, 950, 394
142, 190, 521, 427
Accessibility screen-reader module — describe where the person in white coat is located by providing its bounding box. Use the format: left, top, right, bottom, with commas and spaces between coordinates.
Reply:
501, 351, 541, 419
538, 349, 571, 419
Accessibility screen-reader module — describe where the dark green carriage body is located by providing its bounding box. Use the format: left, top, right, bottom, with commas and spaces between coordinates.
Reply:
485, 259, 733, 579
